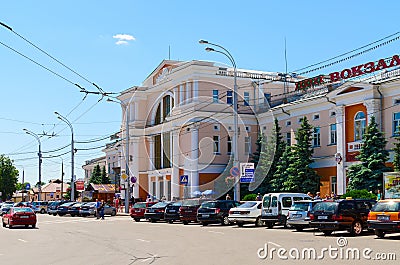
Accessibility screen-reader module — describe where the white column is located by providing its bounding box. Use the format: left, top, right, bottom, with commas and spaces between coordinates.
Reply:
131, 137, 140, 199
190, 125, 199, 197
134, 101, 139, 121
172, 129, 180, 199
335, 105, 346, 195
364, 98, 382, 129
193, 80, 198, 102
186, 82, 191, 103
179, 84, 184, 105
147, 136, 155, 171
173, 87, 177, 107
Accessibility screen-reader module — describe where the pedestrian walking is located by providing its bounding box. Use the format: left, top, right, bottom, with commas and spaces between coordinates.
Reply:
99, 200, 105, 220
256, 193, 262, 201
96, 199, 101, 219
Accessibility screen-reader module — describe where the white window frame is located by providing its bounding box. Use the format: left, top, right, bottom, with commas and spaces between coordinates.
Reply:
286, 120, 291, 127
354, 111, 366, 141
244, 136, 251, 154
313, 113, 320, 120
213, 135, 220, 154
330, 176, 337, 194
286, 132, 291, 145
393, 112, 400, 136
244, 91, 250, 106
212, 89, 219, 103
313, 127, 321, 147
329, 123, 337, 145
227, 91, 233, 105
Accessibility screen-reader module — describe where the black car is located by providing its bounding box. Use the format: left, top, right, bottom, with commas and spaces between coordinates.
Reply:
48, 201, 69, 216
164, 201, 182, 223
197, 200, 241, 226
144, 201, 172, 222
68, 202, 85, 217
57, 202, 77, 216
309, 199, 375, 236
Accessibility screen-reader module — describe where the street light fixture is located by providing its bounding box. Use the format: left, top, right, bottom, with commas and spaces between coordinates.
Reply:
54, 112, 75, 201
107, 98, 130, 213
199, 39, 240, 201
23, 129, 42, 201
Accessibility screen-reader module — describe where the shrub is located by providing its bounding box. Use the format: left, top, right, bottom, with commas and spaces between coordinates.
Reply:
340, 189, 377, 200
242, 194, 257, 201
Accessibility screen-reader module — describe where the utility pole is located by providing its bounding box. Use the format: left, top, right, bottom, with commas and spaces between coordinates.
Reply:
23, 129, 42, 201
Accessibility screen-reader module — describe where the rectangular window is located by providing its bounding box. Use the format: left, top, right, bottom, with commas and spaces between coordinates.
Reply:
154, 134, 162, 169
227, 91, 233, 105
264, 93, 271, 104
212, 89, 219, 103
313, 127, 321, 147
286, 132, 291, 145
313, 114, 320, 120
286, 121, 291, 127
152, 182, 156, 198
245, 136, 251, 154
159, 181, 164, 199
213, 136, 220, 154
227, 136, 232, 154
331, 176, 337, 194
244, 92, 250, 106
393, 112, 400, 135
329, 124, 337, 145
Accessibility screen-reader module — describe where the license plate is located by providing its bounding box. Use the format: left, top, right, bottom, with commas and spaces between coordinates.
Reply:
135, 210, 141, 212
20, 216, 29, 219
202, 214, 209, 218
186, 210, 192, 213
148, 209, 154, 213
377, 215, 390, 221
292, 214, 301, 218
232, 211, 241, 214
169, 210, 176, 213
318, 216, 328, 220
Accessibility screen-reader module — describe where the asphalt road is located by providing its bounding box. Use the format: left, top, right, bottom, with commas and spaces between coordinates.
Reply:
0, 214, 398, 265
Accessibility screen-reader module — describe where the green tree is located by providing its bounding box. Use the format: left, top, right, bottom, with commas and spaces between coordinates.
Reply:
89, 164, 102, 184
101, 166, 111, 184
16, 182, 31, 191
393, 125, 400, 171
0, 155, 19, 201
347, 116, 391, 191
271, 145, 295, 192
281, 117, 321, 193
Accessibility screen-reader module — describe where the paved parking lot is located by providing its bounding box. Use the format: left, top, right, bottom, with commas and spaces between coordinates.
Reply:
0, 214, 398, 265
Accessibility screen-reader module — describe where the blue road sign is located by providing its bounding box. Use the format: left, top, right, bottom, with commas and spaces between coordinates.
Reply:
240, 168, 255, 183
25, 183, 31, 190
180, 175, 189, 185
230, 166, 240, 178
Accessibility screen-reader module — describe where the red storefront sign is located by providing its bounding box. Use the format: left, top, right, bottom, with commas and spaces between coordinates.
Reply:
76, 181, 85, 191
296, 54, 400, 91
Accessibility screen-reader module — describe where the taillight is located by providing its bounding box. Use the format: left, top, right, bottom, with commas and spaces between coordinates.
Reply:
215, 208, 220, 214
179, 207, 183, 213
309, 213, 314, 220
229, 210, 233, 214
398, 211, 400, 220
156, 209, 164, 213
332, 214, 343, 221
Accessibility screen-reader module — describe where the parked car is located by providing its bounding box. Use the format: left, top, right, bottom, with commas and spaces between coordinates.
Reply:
287, 200, 321, 231
103, 204, 117, 216
57, 202, 78, 216
79, 202, 117, 217
1, 202, 15, 216
68, 202, 85, 217
179, 198, 208, 225
228, 201, 263, 227
48, 201, 69, 216
164, 201, 182, 224
130, 202, 156, 222
144, 201, 172, 222
31, 201, 49, 214
367, 199, 400, 238
309, 199, 375, 236
2, 207, 37, 229
261, 193, 312, 228
197, 200, 241, 226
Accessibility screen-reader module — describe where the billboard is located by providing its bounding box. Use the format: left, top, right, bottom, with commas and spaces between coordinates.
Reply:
383, 172, 400, 199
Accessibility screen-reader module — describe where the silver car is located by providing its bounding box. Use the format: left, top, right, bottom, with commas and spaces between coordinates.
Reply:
287, 200, 321, 231
79, 202, 117, 217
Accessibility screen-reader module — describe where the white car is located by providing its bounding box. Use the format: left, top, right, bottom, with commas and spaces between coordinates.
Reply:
228, 201, 263, 227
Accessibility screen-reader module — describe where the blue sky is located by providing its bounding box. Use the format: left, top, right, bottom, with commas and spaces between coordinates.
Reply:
1, 1, 400, 185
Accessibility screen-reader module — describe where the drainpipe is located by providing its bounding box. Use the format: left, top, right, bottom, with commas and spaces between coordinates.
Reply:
376, 86, 383, 131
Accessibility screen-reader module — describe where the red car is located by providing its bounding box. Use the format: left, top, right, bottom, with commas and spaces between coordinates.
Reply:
2, 207, 37, 229
179, 198, 209, 225
130, 202, 156, 222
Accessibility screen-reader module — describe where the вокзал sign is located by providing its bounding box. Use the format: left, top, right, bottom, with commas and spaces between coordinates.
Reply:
296, 54, 400, 91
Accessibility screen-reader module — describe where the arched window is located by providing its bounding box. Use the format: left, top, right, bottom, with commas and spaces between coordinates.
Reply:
154, 95, 174, 125
354, 111, 366, 141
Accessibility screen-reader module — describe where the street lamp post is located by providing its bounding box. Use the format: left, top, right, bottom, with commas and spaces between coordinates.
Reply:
199, 39, 240, 201
60, 157, 64, 200
23, 129, 42, 201
107, 98, 130, 213
55, 112, 75, 201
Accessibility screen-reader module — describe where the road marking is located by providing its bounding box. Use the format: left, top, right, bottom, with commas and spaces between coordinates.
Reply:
208, 231, 224, 235
137, 239, 150, 243
18, 239, 28, 243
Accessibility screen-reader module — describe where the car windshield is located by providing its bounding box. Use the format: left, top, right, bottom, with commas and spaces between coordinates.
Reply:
13, 207, 34, 213
290, 202, 311, 211
85, 202, 96, 207
133, 202, 146, 208
201, 202, 216, 208
312, 202, 337, 213
172, 201, 182, 206
61, 202, 75, 207
152, 202, 169, 208
372, 201, 400, 212
238, 202, 257, 208
182, 200, 201, 206
262, 196, 271, 208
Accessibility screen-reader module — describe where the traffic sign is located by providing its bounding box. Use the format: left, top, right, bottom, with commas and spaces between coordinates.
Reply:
121, 173, 128, 181
230, 166, 240, 178
240, 163, 255, 183
180, 175, 188, 185
25, 183, 31, 190
131, 176, 137, 183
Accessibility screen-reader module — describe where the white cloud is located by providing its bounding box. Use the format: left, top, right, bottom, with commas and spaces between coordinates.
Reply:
113, 34, 136, 45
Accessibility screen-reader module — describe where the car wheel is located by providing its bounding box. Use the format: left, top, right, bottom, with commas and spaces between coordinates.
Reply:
255, 217, 264, 227
295, 226, 304, 232
237, 222, 244, 227
322, 230, 333, 236
168, 220, 173, 224
40, 209, 45, 214
150, 219, 156, 223
53, 213, 57, 216
134, 218, 140, 222
71, 214, 75, 217
221, 216, 230, 226
201, 222, 209, 226
375, 229, 385, 238
8, 221, 12, 229
25, 225, 29, 228
350, 220, 363, 236
111, 210, 116, 216
32, 223, 36, 228
2, 222, 5, 228
183, 221, 188, 225
266, 222, 274, 229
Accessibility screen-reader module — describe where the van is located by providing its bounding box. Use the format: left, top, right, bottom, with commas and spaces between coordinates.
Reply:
261, 193, 311, 228
31, 201, 49, 214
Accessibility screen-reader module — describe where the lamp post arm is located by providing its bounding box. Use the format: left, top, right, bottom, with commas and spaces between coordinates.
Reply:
207, 42, 236, 68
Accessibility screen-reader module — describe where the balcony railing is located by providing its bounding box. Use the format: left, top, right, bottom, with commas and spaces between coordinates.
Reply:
347, 141, 364, 152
